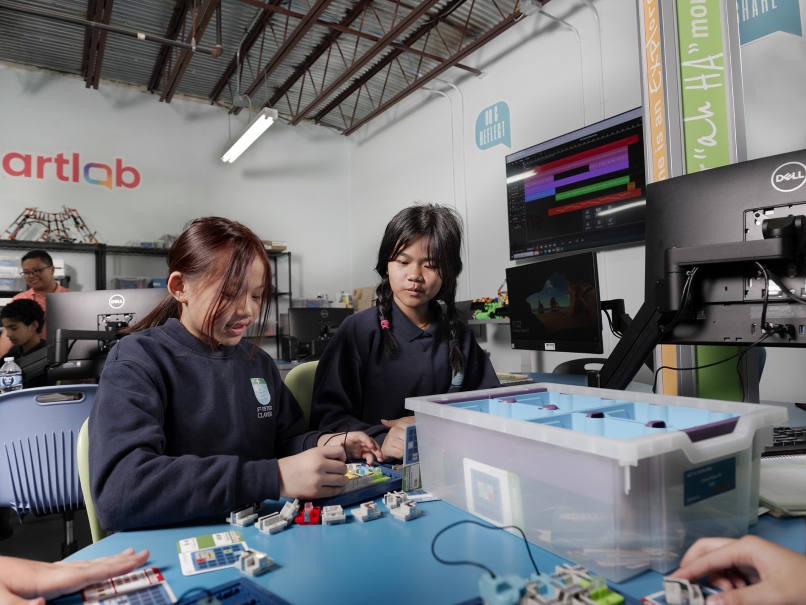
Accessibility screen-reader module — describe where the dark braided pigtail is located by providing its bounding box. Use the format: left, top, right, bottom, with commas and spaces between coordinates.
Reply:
443, 298, 466, 375
375, 275, 399, 359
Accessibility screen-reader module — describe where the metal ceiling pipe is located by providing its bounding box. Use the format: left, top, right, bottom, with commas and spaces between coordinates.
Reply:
0, 0, 222, 57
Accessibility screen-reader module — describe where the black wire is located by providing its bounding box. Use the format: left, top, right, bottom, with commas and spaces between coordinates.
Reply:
66, 339, 77, 356
431, 519, 540, 579
660, 267, 699, 334
652, 331, 775, 393
760, 265, 806, 305
603, 309, 622, 339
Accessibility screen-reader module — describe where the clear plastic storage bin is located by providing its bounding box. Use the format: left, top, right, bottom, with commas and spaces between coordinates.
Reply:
406, 384, 787, 582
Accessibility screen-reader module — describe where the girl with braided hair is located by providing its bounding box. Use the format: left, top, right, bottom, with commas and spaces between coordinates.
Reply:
310, 203, 499, 460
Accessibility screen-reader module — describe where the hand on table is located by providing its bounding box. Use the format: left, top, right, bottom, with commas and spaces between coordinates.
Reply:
278, 444, 348, 499
0, 548, 149, 605
380, 416, 416, 459
669, 535, 806, 605
316, 431, 383, 465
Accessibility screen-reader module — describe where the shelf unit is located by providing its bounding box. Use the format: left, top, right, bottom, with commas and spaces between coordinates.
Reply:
266, 251, 291, 357
0, 240, 168, 290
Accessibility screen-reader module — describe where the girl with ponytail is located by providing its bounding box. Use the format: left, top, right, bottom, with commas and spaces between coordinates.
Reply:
310, 203, 499, 459
89, 217, 381, 531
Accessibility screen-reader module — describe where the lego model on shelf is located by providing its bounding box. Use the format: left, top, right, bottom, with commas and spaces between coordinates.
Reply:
227, 503, 263, 527
313, 465, 403, 509
295, 502, 321, 525
407, 383, 787, 582
174, 578, 293, 605
351, 501, 382, 522
2, 206, 98, 244
321, 505, 346, 525
471, 297, 509, 320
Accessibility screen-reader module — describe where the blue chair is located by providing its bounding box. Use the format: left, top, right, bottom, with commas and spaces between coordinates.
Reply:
0, 384, 96, 557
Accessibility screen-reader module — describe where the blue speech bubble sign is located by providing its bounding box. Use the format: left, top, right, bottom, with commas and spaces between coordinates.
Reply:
737, 0, 801, 44
475, 101, 511, 150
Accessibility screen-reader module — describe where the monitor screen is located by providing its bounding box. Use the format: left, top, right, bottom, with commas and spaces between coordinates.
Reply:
506, 108, 646, 260
506, 252, 603, 354
288, 308, 354, 343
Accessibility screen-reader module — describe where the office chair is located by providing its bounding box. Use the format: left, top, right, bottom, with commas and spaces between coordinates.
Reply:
77, 418, 106, 543
0, 384, 96, 557
284, 361, 319, 428
552, 358, 608, 375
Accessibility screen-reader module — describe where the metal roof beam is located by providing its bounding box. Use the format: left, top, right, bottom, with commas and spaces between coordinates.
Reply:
343, 11, 522, 135
83, 0, 114, 89
148, 0, 190, 92
312, 0, 466, 123
290, 0, 441, 125
160, 0, 220, 103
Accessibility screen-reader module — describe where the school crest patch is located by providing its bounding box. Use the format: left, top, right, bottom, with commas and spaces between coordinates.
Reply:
251, 378, 271, 405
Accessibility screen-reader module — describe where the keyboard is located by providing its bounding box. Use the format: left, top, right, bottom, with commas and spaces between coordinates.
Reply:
764, 425, 806, 456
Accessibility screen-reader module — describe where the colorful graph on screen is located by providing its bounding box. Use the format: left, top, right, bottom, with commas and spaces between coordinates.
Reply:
506, 108, 646, 260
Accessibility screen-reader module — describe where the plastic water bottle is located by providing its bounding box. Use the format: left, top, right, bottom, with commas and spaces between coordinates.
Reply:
0, 357, 22, 393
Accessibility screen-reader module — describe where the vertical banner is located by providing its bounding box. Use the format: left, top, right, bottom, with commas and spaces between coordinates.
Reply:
642, 0, 670, 182
677, 0, 732, 171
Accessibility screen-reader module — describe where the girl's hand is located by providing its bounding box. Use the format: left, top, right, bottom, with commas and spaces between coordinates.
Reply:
0, 548, 150, 604
278, 445, 348, 500
316, 432, 384, 465
380, 416, 416, 459
670, 535, 806, 605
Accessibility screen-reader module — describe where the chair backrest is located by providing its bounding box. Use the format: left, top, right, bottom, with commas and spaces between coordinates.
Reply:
77, 418, 106, 542
552, 358, 607, 375
284, 361, 319, 428
0, 385, 96, 519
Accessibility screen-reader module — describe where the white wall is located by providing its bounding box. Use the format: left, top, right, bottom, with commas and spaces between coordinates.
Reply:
0, 62, 352, 300
347, 0, 650, 379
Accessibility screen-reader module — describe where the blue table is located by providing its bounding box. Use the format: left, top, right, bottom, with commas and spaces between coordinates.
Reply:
66, 498, 805, 605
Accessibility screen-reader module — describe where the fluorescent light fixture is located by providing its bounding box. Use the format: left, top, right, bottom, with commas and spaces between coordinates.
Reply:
221, 107, 279, 163
506, 169, 537, 184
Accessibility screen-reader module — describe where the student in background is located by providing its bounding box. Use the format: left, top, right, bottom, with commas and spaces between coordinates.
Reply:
671, 535, 806, 605
310, 204, 499, 459
0, 250, 70, 357
90, 217, 381, 531
0, 299, 46, 359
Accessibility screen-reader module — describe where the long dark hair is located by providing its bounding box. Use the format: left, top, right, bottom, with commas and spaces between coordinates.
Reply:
123, 217, 273, 350
375, 203, 465, 373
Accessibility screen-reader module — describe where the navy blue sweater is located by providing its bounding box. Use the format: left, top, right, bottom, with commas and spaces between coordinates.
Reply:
89, 318, 323, 531
309, 302, 499, 440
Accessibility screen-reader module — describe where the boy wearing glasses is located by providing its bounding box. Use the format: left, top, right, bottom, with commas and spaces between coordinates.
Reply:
0, 250, 70, 357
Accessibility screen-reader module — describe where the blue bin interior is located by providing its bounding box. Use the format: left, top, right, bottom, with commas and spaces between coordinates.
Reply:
447, 393, 741, 439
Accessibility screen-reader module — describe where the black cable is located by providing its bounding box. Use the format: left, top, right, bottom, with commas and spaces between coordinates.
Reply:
66, 339, 77, 356
659, 267, 699, 334
603, 309, 621, 339
431, 519, 540, 579
652, 331, 776, 393
754, 262, 771, 333
760, 264, 806, 305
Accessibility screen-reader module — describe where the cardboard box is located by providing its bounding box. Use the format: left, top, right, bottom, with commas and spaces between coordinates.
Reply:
352, 286, 375, 313
262, 240, 287, 252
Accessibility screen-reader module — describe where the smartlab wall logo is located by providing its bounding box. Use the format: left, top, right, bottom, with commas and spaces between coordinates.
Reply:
2, 151, 140, 190
771, 162, 806, 193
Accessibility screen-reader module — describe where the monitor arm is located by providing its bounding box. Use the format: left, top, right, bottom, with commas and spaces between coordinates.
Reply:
54, 329, 119, 365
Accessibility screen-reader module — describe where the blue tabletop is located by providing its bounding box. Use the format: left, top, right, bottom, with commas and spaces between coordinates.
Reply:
66, 499, 805, 605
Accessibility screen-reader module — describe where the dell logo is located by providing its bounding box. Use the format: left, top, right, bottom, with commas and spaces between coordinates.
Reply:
771, 162, 806, 192
109, 294, 125, 309
320, 310, 329, 319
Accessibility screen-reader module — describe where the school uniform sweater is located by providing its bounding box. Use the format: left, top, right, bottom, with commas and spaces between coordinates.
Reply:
309, 302, 499, 441
89, 318, 323, 531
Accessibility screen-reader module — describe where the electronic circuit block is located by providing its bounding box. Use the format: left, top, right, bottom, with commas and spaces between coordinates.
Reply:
383, 490, 408, 510
227, 503, 262, 527
663, 578, 704, 605
351, 502, 381, 522
257, 512, 288, 535
294, 502, 321, 525
343, 463, 391, 494
236, 549, 273, 577
279, 499, 300, 523
321, 505, 346, 525
390, 500, 421, 521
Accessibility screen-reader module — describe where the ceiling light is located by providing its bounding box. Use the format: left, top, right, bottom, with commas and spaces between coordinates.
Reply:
221, 108, 279, 163
519, 0, 543, 16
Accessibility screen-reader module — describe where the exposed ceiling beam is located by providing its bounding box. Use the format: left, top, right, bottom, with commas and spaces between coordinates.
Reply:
267, 0, 373, 109
148, 0, 190, 92
233, 0, 335, 114
343, 11, 522, 135
84, 0, 114, 89
160, 0, 220, 102
290, 0, 442, 125
312, 0, 466, 123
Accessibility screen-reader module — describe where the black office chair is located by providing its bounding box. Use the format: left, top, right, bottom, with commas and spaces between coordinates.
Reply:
552, 358, 607, 375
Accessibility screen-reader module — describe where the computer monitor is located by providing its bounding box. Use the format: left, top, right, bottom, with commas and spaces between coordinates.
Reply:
46, 289, 168, 380
506, 108, 646, 260
287, 308, 353, 343
506, 251, 603, 354
595, 148, 806, 389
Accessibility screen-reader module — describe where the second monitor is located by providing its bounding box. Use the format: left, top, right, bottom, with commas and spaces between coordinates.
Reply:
285, 307, 354, 360
506, 251, 603, 354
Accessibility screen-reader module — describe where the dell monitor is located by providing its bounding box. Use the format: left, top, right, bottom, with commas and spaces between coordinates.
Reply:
506, 108, 646, 260
506, 251, 603, 354
284, 308, 354, 360
46, 289, 167, 380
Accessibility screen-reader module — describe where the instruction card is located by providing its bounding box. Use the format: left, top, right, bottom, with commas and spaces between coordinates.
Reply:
177, 531, 249, 576
80, 568, 176, 605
